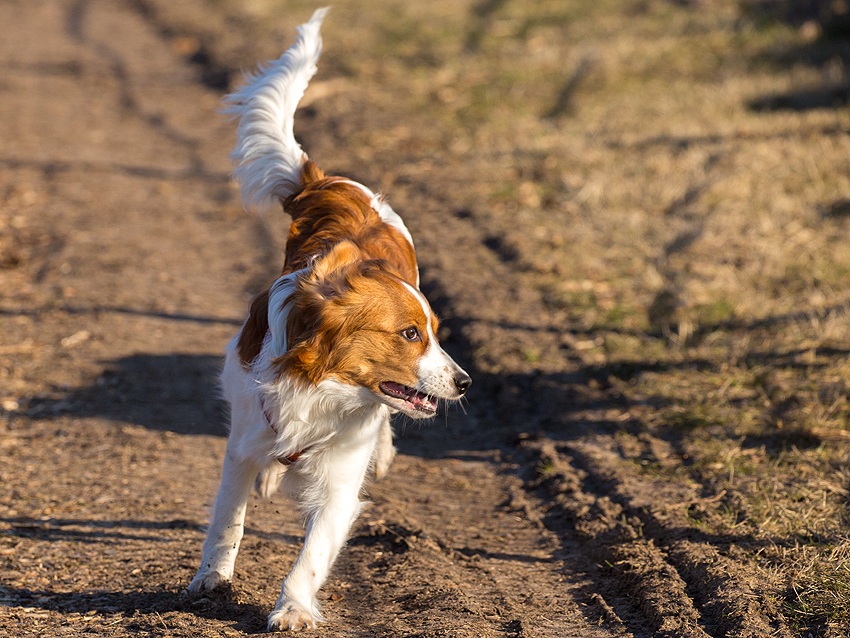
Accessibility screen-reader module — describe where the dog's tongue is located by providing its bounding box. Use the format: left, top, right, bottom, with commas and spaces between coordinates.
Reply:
382, 382, 436, 411
410, 391, 436, 411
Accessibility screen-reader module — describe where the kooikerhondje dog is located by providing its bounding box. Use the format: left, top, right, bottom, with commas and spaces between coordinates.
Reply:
188, 8, 471, 631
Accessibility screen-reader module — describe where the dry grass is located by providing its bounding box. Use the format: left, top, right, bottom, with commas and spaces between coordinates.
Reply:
782, 540, 850, 632
130, 0, 850, 630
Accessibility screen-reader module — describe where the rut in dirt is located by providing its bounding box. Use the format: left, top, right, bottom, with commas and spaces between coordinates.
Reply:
1, 1, 624, 636
3, 1, 847, 637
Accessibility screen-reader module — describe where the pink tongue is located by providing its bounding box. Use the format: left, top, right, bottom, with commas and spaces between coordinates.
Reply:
382, 382, 434, 410
411, 393, 435, 410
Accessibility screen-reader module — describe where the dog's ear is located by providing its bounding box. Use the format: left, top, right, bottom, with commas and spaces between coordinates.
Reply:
268, 241, 364, 359
295, 239, 365, 302
267, 268, 309, 360
308, 240, 363, 295
272, 241, 365, 382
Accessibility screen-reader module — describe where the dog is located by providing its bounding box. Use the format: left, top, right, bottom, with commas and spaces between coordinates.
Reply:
187, 7, 471, 632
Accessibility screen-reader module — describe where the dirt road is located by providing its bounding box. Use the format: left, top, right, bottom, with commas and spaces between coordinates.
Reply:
2, 1, 849, 637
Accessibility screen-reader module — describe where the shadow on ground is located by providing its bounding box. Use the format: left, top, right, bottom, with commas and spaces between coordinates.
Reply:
18, 283, 848, 460
21, 353, 228, 436
0, 584, 268, 635
747, 0, 850, 112
0, 516, 302, 546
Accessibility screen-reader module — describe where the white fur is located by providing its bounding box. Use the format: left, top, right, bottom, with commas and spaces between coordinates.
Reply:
189, 9, 469, 633
223, 7, 329, 213
189, 337, 388, 631
401, 282, 466, 398
267, 268, 309, 359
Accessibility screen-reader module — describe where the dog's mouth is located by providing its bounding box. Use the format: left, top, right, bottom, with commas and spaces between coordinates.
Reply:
379, 381, 437, 414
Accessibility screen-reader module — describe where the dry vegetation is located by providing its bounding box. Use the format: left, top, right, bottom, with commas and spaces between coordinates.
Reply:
225, 0, 850, 631
165, 0, 850, 628
2, 0, 850, 636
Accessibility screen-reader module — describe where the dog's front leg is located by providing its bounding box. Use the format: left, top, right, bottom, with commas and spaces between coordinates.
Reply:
268, 446, 373, 631
372, 411, 396, 479
188, 449, 259, 592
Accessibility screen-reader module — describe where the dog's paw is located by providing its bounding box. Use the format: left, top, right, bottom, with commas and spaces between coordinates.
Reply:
187, 570, 229, 593
372, 420, 396, 480
267, 606, 316, 632
373, 444, 396, 480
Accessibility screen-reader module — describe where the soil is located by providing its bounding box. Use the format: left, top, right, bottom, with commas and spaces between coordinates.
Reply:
2, 1, 850, 637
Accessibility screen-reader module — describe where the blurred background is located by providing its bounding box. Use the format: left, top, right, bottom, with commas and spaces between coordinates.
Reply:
1, 0, 849, 636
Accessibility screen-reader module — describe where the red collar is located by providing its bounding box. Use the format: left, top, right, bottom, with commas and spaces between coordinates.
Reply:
255, 330, 308, 465
258, 382, 309, 466
259, 392, 279, 433
277, 449, 306, 465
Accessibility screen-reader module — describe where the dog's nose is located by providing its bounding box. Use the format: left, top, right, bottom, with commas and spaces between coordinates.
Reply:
454, 372, 472, 395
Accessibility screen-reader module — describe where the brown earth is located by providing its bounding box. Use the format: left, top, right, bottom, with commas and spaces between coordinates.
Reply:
2, 0, 850, 637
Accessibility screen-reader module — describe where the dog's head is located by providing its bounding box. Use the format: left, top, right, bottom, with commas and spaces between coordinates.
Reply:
270, 241, 470, 418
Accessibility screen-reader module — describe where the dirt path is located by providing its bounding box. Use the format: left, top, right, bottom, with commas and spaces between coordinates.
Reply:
2, 1, 849, 637
0, 1, 608, 636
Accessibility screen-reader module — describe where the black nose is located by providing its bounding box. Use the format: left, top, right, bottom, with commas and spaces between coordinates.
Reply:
454, 373, 472, 395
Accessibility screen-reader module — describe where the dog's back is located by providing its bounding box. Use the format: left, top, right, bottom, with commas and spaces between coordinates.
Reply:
189, 9, 470, 631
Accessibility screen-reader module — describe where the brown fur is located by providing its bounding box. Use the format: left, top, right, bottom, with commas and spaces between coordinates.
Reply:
237, 161, 421, 369
236, 290, 270, 368
277, 241, 437, 387
282, 167, 417, 282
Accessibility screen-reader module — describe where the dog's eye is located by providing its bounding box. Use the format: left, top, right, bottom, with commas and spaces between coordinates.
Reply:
400, 327, 421, 342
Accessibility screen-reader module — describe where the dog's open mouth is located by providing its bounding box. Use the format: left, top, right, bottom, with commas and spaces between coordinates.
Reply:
379, 382, 437, 414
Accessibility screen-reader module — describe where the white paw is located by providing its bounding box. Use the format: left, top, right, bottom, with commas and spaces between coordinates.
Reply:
187, 570, 229, 593
267, 606, 317, 632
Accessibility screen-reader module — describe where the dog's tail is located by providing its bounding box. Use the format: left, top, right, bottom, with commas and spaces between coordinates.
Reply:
222, 7, 329, 213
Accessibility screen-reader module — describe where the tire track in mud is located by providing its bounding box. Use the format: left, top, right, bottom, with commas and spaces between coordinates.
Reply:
377, 162, 796, 637
516, 437, 795, 638
517, 439, 709, 638
0, 2, 802, 637
331, 455, 615, 638
66, 0, 285, 301
66, 0, 208, 174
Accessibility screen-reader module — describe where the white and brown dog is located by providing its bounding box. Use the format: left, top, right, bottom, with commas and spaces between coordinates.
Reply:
187, 8, 471, 632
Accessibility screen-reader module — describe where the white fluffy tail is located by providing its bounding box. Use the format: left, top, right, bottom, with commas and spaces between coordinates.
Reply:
254, 464, 287, 500
223, 7, 329, 213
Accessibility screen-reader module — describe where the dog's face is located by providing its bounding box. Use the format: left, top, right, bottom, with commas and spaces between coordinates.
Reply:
278, 242, 471, 418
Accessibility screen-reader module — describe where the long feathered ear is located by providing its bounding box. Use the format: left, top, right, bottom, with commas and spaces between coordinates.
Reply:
267, 242, 364, 361
312, 241, 362, 278
306, 240, 365, 299
267, 268, 309, 359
